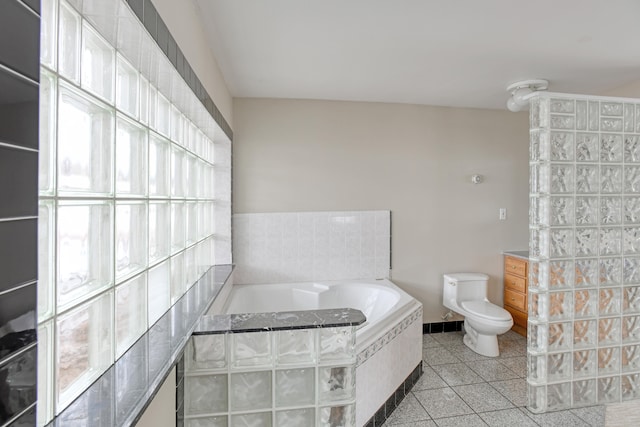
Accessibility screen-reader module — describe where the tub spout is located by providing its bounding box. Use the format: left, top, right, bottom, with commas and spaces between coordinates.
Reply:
442, 311, 454, 321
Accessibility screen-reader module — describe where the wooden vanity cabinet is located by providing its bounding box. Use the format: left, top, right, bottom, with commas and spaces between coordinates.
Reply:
503, 255, 528, 336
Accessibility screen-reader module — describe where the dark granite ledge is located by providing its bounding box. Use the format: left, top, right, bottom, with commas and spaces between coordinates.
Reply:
46, 264, 234, 427
194, 308, 366, 335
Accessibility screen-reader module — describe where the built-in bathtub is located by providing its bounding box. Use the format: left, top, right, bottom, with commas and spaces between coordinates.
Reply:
218, 279, 423, 426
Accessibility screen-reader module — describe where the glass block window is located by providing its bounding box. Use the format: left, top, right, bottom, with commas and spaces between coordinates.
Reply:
37, 0, 232, 423
529, 93, 640, 412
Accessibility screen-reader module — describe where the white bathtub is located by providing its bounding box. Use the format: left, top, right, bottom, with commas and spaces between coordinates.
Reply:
220, 278, 423, 426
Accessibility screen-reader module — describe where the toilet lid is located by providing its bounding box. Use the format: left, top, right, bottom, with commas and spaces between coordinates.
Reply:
460, 300, 512, 321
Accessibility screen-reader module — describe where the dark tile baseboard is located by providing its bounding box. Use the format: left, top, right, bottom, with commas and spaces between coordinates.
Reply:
363, 362, 423, 427
423, 320, 464, 334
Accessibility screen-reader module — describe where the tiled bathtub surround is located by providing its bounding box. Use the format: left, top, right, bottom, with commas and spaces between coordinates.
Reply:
37, 0, 232, 423
233, 211, 391, 284
529, 93, 640, 412
185, 309, 365, 426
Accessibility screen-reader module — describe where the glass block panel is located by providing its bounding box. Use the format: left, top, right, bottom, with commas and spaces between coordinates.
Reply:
601, 118, 623, 132
576, 101, 588, 131
622, 316, 640, 343
529, 196, 548, 226
186, 202, 198, 246
38, 321, 54, 426
530, 130, 548, 162
551, 99, 574, 114
115, 202, 147, 282
602, 102, 624, 116
58, 82, 114, 195
549, 260, 573, 289
149, 132, 170, 197
116, 116, 148, 196
575, 258, 599, 287
550, 228, 573, 258
187, 335, 226, 371
624, 135, 640, 163
575, 197, 598, 225
625, 105, 636, 131
56, 291, 113, 409
546, 382, 571, 410
116, 54, 139, 118
573, 350, 597, 379
320, 327, 356, 363
81, 23, 115, 103
624, 197, 640, 224
276, 409, 315, 427
186, 154, 198, 198
548, 322, 572, 351
550, 132, 574, 161
598, 347, 620, 376
58, 1, 81, 82
530, 163, 550, 194
622, 374, 640, 401
528, 322, 548, 353
275, 368, 315, 407
600, 288, 622, 315
599, 317, 621, 345
170, 251, 185, 304
185, 374, 228, 415
550, 115, 575, 130
597, 376, 620, 403
171, 201, 186, 254
573, 379, 597, 406
39, 69, 57, 196
600, 258, 622, 286
115, 273, 147, 358
600, 165, 623, 193
41, 0, 58, 69
550, 165, 574, 193
157, 93, 170, 137
575, 228, 598, 258
624, 287, 640, 314
549, 291, 573, 321
276, 329, 317, 365
231, 333, 273, 368
171, 145, 186, 197
231, 413, 271, 427
576, 165, 598, 194
636, 105, 640, 133
528, 383, 546, 411
149, 202, 170, 263
622, 344, 640, 373
601, 197, 622, 224
575, 289, 598, 318
549, 197, 573, 225
576, 133, 599, 162
147, 260, 170, 326
171, 105, 183, 144
529, 291, 548, 321
148, 84, 157, 130
139, 76, 149, 125
574, 319, 597, 349
625, 166, 640, 194
600, 134, 623, 162
528, 353, 547, 383
589, 101, 600, 131
186, 417, 227, 427
318, 404, 354, 427
528, 261, 549, 291
38, 201, 55, 322
600, 228, 622, 256
229, 371, 272, 411
57, 202, 113, 310
623, 257, 640, 284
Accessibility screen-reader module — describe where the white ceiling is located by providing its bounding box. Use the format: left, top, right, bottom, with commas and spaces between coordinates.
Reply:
195, 0, 640, 110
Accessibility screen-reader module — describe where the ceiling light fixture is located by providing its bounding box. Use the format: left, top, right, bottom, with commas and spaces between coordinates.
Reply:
506, 79, 549, 112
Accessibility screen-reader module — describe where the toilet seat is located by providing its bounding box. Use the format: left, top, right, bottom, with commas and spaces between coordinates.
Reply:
461, 300, 511, 321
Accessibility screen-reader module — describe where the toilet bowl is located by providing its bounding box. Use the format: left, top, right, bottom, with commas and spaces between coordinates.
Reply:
442, 273, 513, 357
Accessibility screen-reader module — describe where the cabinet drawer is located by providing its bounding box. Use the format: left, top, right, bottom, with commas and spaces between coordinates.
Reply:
504, 289, 527, 312
505, 256, 527, 277
504, 273, 526, 293
506, 306, 528, 328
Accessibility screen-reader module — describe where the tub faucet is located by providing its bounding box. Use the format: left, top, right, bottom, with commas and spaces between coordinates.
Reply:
442, 311, 454, 321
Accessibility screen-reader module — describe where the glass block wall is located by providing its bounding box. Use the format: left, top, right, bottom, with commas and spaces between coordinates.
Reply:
185, 327, 357, 427
529, 92, 640, 411
37, 0, 232, 423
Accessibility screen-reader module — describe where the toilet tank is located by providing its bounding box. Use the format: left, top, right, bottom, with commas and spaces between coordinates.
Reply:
443, 273, 489, 305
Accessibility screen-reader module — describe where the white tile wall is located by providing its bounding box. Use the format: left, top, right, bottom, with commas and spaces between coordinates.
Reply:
233, 211, 391, 284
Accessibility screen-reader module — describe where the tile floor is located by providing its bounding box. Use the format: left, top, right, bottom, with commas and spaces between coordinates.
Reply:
382, 330, 605, 427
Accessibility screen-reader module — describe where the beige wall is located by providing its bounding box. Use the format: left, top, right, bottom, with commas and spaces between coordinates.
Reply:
151, 0, 233, 126
137, 367, 176, 427
233, 98, 529, 322
603, 79, 640, 98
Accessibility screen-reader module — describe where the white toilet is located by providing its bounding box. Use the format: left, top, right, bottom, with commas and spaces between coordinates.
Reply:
442, 273, 513, 357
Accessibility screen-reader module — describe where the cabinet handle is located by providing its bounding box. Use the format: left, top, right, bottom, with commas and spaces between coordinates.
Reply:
512, 265, 517, 269
511, 298, 516, 301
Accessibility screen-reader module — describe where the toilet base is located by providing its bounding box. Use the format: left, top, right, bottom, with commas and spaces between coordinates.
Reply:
463, 320, 500, 357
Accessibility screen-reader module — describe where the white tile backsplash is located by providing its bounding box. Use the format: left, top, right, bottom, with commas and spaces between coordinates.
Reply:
233, 211, 391, 284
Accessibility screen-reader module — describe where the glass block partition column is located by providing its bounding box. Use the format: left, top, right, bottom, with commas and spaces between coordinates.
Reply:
529, 92, 640, 412
37, 0, 232, 423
